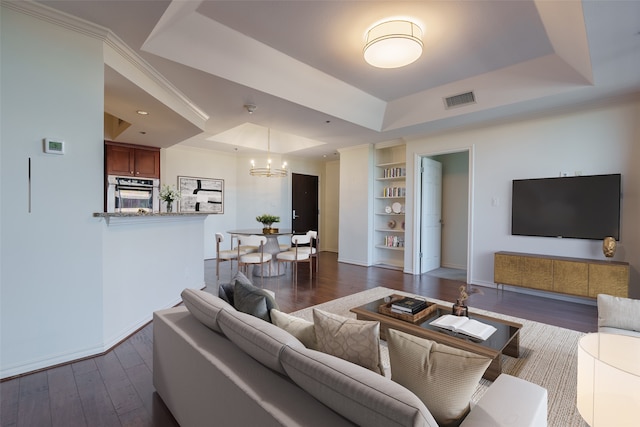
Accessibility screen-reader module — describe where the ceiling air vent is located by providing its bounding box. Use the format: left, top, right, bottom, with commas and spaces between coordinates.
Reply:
444, 91, 476, 109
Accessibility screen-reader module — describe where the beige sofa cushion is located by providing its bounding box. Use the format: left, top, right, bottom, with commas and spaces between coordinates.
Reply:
181, 288, 233, 333
387, 329, 491, 427
217, 308, 304, 375
597, 294, 640, 332
313, 309, 384, 374
271, 309, 318, 350
280, 344, 438, 427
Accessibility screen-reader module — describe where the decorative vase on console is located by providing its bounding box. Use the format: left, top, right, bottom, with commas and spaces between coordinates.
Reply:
603, 236, 617, 259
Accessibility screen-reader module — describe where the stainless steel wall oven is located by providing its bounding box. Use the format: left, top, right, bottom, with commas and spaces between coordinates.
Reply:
107, 175, 159, 213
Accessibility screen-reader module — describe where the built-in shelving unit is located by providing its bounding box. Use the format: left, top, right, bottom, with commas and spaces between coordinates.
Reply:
374, 144, 406, 270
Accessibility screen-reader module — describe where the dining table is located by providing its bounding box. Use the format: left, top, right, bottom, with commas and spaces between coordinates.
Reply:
227, 229, 294, 277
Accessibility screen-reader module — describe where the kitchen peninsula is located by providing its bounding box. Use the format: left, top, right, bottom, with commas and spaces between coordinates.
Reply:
93, 211, 209, 350
94, 211, 209, 220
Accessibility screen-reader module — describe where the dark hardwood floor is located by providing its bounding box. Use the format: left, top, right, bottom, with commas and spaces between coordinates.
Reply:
1, 252, 597, 426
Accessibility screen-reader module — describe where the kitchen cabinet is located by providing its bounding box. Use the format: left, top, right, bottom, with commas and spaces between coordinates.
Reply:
105, 141, 160, 178
494, 251, 629, 298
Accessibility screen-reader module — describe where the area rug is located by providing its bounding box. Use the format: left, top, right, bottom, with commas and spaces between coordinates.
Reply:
290, 286, 586, 427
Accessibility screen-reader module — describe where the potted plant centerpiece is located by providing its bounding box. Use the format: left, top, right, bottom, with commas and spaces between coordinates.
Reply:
160, 184, 181, 213
256, 214, 280, 234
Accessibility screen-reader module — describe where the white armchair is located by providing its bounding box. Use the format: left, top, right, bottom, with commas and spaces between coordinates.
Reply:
597, 294, 640, 338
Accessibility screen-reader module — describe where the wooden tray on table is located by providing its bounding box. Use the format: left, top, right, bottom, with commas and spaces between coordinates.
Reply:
378, 294, 436, 324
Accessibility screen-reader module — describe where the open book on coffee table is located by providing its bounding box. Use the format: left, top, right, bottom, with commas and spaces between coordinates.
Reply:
430, 314, 497, 340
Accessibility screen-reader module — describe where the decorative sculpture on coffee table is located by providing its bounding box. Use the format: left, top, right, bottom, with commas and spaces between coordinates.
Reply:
453, 285, 469, 316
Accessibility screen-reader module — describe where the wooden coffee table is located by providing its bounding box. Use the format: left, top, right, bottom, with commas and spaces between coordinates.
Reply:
351, 297, 522, 381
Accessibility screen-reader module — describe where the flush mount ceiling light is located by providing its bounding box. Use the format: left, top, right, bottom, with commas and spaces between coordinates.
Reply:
250, 128, 288, 178
363, 19, 423, 69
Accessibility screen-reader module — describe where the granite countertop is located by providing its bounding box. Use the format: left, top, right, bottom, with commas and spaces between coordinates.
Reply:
93, 212, 210, 218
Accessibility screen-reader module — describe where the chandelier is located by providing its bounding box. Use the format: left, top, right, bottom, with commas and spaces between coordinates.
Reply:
250, 128, 288, 178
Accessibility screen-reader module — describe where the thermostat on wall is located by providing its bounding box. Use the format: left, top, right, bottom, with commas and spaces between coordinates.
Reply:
43, 138, 65, 154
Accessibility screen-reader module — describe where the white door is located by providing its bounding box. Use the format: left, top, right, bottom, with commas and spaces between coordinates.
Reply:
420, 157, 442, 273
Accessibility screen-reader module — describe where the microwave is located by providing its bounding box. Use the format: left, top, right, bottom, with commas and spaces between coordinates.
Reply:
106, 175, 159, 213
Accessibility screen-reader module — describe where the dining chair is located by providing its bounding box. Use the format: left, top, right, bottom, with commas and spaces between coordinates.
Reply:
215, 233, 238, 281
276, 234, 312, 287
278, 236, 291, 252
237, 235, 272, 283
295, 230, 319, 273
231, 233, 259, 255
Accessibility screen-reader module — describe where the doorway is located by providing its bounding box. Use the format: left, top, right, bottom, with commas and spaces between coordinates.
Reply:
292, 173, 319, 234
418, 150, 470, 278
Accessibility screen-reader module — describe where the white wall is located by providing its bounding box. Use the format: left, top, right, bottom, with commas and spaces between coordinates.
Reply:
161, 145, 327, 257
321, 160, 340, 252
1, 7, 105, 377
0, 6, 218, 379
338, 145, 373, 266
406, 98, 640, 297
162, 146, 239, 258
101, 216, 205, 347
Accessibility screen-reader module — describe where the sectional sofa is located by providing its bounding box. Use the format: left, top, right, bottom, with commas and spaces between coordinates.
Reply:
153, 287, 547, 426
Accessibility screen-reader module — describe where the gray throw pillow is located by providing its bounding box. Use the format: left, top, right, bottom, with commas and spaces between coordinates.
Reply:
233, 279, 279, 322
218, 271, 255, 305
233, 271, 254, 287
218, 283, 234, 305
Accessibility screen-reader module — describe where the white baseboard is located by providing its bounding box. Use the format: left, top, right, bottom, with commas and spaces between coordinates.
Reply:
472, 280, 596, 306
337, 257, 369, 267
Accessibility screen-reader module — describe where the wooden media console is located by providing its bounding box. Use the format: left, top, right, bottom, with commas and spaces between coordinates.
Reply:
494, 251, 629, 298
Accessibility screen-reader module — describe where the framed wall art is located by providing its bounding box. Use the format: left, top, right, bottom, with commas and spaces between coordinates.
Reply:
178, 176, 224, 213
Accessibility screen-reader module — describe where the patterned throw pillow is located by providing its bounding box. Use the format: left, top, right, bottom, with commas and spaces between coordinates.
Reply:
312, 309, 383, 374
387, 329, 491, 427
270, 309, 317, 350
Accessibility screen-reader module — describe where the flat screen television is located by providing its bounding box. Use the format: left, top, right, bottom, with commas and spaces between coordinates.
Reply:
511, 174, 621, 240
